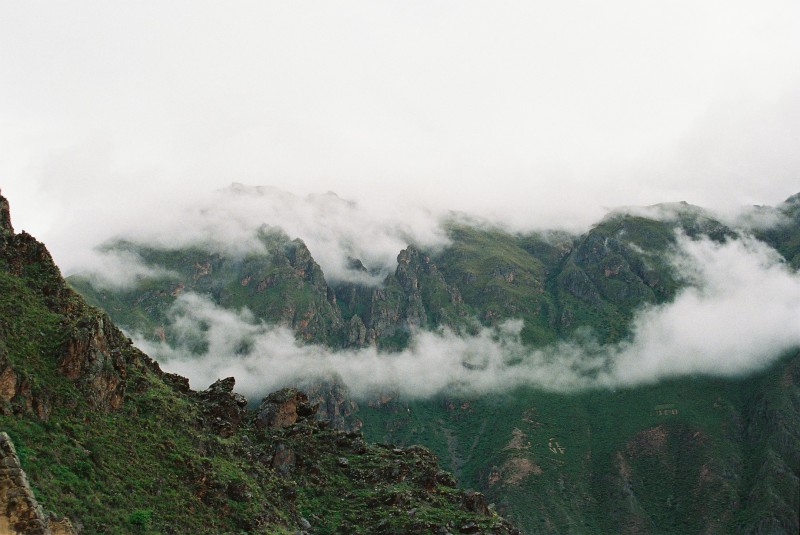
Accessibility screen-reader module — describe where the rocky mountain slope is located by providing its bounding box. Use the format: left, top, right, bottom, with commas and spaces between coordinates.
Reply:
68, 189, 800, 534
0, 190, 519, 534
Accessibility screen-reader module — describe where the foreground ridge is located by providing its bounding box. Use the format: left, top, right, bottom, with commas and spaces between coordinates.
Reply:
66, 186, 800, 534
0, 189, 520, 534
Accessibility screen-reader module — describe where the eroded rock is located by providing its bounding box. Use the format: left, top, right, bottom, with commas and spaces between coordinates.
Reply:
256, 388, 318, 429
198, 377, 248, 437
0, 433, 75, 535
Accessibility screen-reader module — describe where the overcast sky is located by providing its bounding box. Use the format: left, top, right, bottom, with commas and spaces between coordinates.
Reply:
2, 1, 799, 271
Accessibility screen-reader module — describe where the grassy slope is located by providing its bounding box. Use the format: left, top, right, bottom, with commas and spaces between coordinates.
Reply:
357, 358, 799, 534
1, 209, 519, 534
65, 200, 800, 534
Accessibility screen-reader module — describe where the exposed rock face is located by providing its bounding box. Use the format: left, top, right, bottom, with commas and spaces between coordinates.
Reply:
0, 189, 12, 235
0, 350, 20, 413
60, 314, 128, 411
0, 191, 149, 415
337, 245, 469, 346
255, 388, 318, 430
0, 351, 16, 405
347, 315, 367, 347
198, 377, 248, 437
0, 351, 51, 421
0, 433, 75, 535
304, 380, 361, 432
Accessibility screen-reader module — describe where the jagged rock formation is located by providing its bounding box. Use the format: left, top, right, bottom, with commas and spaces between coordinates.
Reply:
65, 189, 800, 534
255, 388, 317, 430
198, 377, 248, 437
0, 190, 12, 235
0, 433, 74, 535
0, 190, 521, 534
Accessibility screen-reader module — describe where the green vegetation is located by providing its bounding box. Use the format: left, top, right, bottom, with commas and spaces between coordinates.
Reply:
61, 194, 800, 534
356, 361, 799, 534
0, 197, 519, 534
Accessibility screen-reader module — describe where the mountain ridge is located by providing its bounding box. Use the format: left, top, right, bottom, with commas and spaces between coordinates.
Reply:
0, 188, 521, 534
65, 188, 800, 534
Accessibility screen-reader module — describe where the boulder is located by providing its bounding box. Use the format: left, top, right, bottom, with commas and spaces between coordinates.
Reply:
256, 388, 318, 430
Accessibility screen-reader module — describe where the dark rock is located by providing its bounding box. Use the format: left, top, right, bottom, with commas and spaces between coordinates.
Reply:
59, 314, 127, 411
163, 373, 191, 393
435, 470, 457, 487
462, 490, 490, 515
198, 377, 248, 437
347, 315, 367, 347
304, 380, 359, 431
0, 190, 12, 235
256, 388, 318, 429
271, 443, 296, 475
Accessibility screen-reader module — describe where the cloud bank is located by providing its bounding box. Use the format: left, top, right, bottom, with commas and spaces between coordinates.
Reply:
2, 2, 799, 275
69, 184, 451, 286
133, 234, 800, 400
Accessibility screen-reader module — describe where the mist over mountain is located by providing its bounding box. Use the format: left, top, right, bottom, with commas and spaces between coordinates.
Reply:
3, 2, 800, 533
70, 186, 800, 400
63, 186, 800, 534
0, 188, 524, 534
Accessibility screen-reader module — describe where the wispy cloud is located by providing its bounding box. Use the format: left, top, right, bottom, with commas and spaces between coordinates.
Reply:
133, 234, 800, 400
70, 249, 178, 290
2, 2, 799, 273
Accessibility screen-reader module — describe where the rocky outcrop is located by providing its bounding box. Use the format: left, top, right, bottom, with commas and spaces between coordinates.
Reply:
0, 189, 12, 235
0, 433, 75, 535
198, 377, 248, 437
255, 388, 318, 430
59, 314, 129, 411
0, 190, 140, 414
0, 352, 50, 421
338, 245, 469, 346
347, 315, 367, 347
0, 350, 15, 406
304, 379, 361, 432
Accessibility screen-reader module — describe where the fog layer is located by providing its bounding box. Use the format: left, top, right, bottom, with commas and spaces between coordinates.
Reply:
133, 234, 800, 400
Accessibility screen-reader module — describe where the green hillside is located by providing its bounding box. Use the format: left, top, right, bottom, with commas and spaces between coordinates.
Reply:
0, 191, 519, 534
66, 193, 800, 534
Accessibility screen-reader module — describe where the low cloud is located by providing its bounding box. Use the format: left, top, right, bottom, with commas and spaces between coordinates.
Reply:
133, 234, 800, 400
73, 184, 450, 286
70, 249, 178, 290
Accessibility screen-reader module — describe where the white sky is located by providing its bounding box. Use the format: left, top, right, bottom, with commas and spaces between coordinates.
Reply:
1, 1, 799, 271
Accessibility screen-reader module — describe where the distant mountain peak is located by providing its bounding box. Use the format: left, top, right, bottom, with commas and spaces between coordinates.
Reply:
784, 191, 800, 205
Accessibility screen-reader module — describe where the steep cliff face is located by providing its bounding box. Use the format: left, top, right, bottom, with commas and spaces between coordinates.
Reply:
0, 190, 520, 534
757, 193, 800, 269
337, 245, 470, 348
62, 190, 800, 534
0, 195, 154, 421
71, 230, 346, 346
